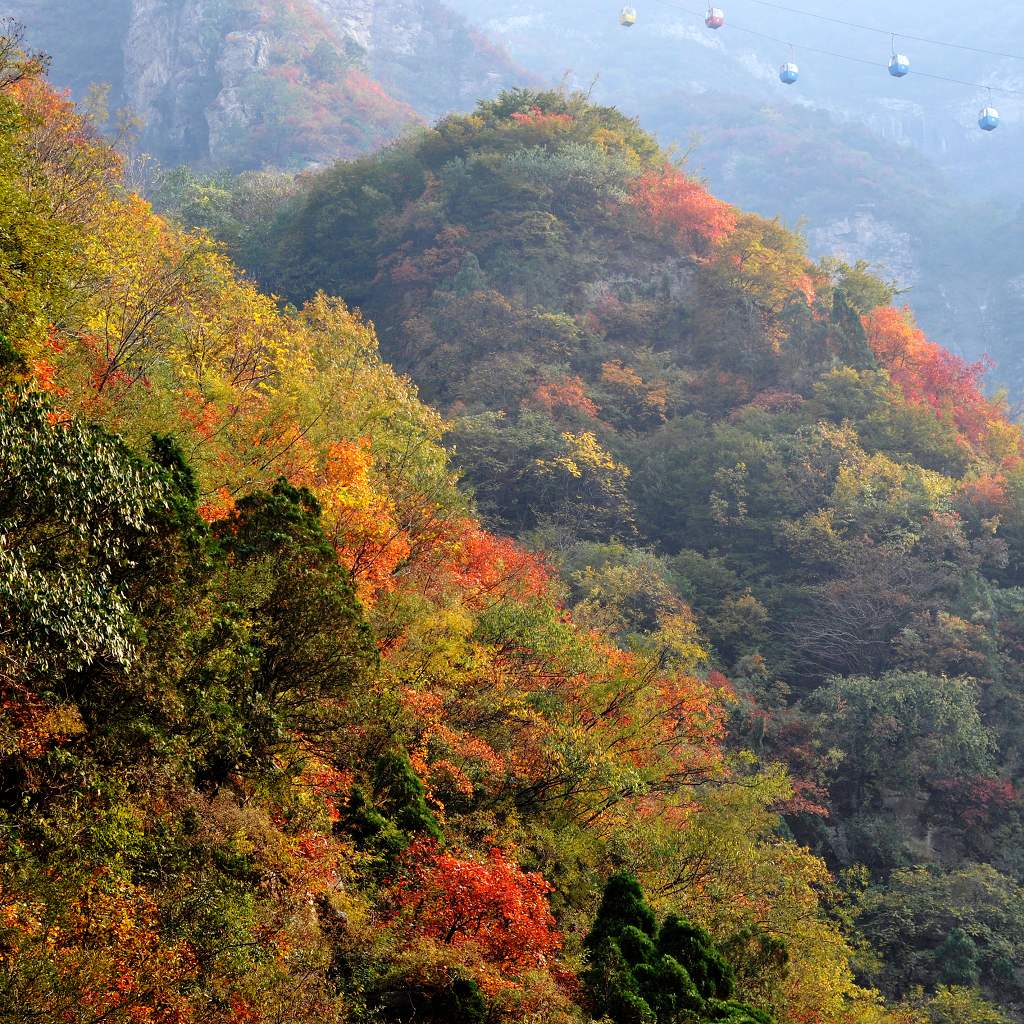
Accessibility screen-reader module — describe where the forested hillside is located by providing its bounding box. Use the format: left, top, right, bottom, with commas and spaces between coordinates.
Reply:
0, 37, 951, 1024
10, 0, 1023, 394
236, 89, 1024, 1020
6, 9, 1024, 1021
446, 0, 1024, 396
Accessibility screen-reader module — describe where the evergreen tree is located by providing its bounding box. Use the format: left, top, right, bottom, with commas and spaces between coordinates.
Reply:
586, 872, 659, 950
831, 289, 878, 370
584, 873, 773, 1024
937, 928, 981, 987
657, 915, 736, 1001
372, 749, 444, 843
452, 252, 488, 296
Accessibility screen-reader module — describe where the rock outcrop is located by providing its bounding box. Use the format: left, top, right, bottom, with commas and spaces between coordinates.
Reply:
3, 0, 522, 168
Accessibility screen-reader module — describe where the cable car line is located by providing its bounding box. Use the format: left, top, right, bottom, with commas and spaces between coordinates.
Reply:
641, 0, 1024, 98
739, 0, 1024, 65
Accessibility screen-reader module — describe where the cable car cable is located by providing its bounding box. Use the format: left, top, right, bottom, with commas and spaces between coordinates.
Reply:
644, 0, 1024, 96
739, 0, 1024, 64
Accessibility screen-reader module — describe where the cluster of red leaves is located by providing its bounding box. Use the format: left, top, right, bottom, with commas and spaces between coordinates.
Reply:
442, 519, 552, 607
31, 331, 69, 402
315, 439, 413, 602
630, 168, 738, 249
299, 762, 353, 823
932, 775, 1017, 827
957, 474, 1009, 523
0, 876, 204, 1024
864, 306, 1009, 449
402, 685, 510, 800
775, 777, 830, 819
388, 840, 561, 979
528, 376, 599, 419
196, 487, 236, 524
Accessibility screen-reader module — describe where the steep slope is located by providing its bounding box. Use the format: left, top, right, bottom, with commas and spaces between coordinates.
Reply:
248, 88, 1024, 1017
0, 50, 925, 1024
0, 0, 521, 168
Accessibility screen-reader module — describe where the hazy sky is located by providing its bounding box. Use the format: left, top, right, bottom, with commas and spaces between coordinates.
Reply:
447, 0, 1023, 195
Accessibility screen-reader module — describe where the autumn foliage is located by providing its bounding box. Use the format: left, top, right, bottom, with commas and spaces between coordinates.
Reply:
389, 840, 561, 979
864, 305, 1013, 454
8, 51, 1024, 1024
630, 167, 738, 249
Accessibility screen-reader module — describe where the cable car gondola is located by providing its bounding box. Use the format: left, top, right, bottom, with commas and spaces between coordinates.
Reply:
979, 105, 1000, 131
705, 6, 725, 30
780, 61, 800, 85
888, 35, 910, 77
889, 53, 911, 77
620, 6, 637, 27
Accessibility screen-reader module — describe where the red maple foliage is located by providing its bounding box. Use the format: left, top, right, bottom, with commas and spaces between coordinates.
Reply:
410, 517, 552, 609
958, 473, 1009, 521
932, 775, 1017, 827
863, 306, 1005, 448
527, 376, 599, 420
510, 106, 573, 127
630, 168, 737, 249
389, 840, 561, 976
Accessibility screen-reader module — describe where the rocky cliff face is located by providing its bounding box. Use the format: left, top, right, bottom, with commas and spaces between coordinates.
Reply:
3, 0, 522, 168
120, 0, 229, 165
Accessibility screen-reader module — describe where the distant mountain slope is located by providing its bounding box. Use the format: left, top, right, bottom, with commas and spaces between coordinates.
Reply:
0, 0, 522, 168
444, 0, 1024, 396
7, 0, 1022, 390
243, 87, 1024, 1016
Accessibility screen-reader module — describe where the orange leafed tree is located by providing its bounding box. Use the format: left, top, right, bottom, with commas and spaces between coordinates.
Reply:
389, 840, 561, 978
630, 168, 737, 249
528, 376, 599, 420
864, 305, 1018, 453
510, 106, 574, 127
315, 438, 413, 602
0, 876, 202, 1024
441, 520, 552, 607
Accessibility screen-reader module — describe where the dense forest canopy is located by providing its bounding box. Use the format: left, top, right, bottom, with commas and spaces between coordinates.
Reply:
236, 86, 1024, 1018
2, 19, 1024, 1024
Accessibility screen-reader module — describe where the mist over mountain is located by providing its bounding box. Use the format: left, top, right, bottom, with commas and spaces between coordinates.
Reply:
445, 0, 1024, 395
450, 0, 1023, 191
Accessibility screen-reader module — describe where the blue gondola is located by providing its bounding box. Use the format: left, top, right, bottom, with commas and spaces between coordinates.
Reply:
979, 105, 1000, 131
780, 62, 800, 85
889, 53, 911, 77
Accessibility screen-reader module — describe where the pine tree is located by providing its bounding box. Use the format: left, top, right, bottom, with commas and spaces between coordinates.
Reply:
937, 928, 980, 987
